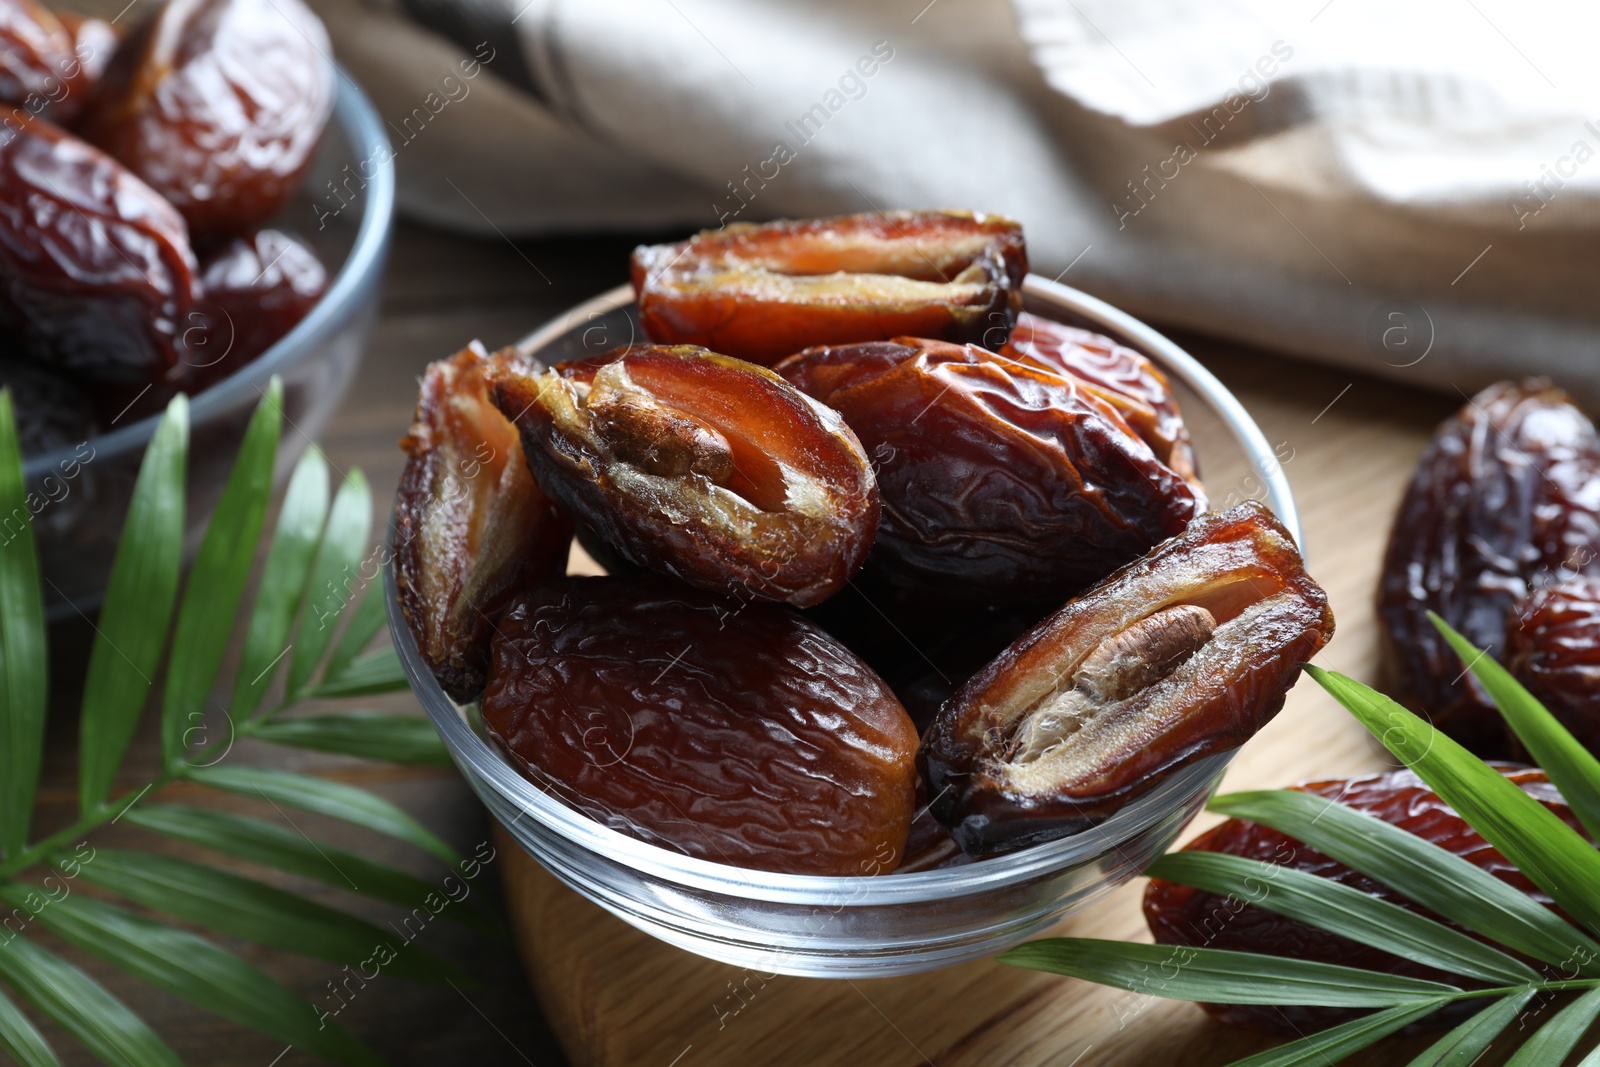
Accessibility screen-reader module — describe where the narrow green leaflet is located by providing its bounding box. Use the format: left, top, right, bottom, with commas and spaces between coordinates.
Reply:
1433, 614, 1600, 843
309, 644, 409, 698
1146, 851, 1539, 985
0, 393, 47, 859
323, 583, 390, 686
1224, 1000, 1450, 1067
287, 470, 372, 698
1403, 991, 1535, 1067
231, 446, 330, 721
185, 764, 459, 864
0, 985, 59, 1067
1210, 790, 1600, 975
1309, 666, 1600, 937
0, 934, 180, 1067
0, 888, 380, 1066
1506, 985, 1600, 1066
252, 712, 452, 767
160, 380, 283, 762
996, 939, 1460, 1006
69, 848, 464, 983
77, 396, 188, 813
126, 804, 494, 933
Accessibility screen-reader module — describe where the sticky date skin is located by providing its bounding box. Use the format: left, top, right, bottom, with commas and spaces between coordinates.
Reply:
1145, 767, 1587, 1034
922, 503, 1333, 857
395, 343, 573, 702
492, 344, 879, 608
481, 577, 919, 876
632, 211, 1027, 365
0, 0, 100, 123
1507, 578, 1600, 753
186, 229, 327, 387
0, 106, 199, 382
777, 337, 1203, 605
1378, 380, 1600, 756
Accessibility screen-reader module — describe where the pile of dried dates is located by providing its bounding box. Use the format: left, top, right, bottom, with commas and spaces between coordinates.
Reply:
1379, 379, 1600, 756
0, 0, 334, 449
397, 211, 1336, 877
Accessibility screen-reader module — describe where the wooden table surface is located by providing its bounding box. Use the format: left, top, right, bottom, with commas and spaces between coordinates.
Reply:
35, 218, 1485, 1066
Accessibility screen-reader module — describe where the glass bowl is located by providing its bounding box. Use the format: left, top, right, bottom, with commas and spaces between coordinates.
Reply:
26, 71, 395, 617
386, 276, 1299, 978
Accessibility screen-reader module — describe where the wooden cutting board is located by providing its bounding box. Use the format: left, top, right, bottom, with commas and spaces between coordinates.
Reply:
497, 336, 1502, 1067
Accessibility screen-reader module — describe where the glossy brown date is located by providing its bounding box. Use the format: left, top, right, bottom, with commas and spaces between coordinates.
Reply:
1507, 577, 1600, 753
481, 577, 919, 876
0, 0, 100, 123
395, 342, 573, 702
491, 344, 879, 608
1001, 312, 1200, 486
0, 106, 199, 382
81, 0, 334, 237
185, 229, 327, 386
922, 502, 1333, 856
1145, 766, 1587, 1034
632, 211, 1027, 365
777, 337, 1203, 604
1379, 380, 1600, 755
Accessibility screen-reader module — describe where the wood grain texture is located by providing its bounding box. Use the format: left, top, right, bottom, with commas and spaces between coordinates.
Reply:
500, 333, 1488, 1067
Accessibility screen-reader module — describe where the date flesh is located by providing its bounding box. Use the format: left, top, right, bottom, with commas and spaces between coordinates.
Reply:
1507, 578, 1600, 753
922, 502, 1333, 856
777, 337, 1203, 604
481, 577, 919, 876
632, 211, 1027, 365
1145, 766, 1588, 1034
186, 229, 327, 386
1379, 380, 1600, 755
81, 0, 335, 237
395, 342, 573, 702
1001, 312, 1200, 486
0, 105, 199, 382
491, 344, 879, 608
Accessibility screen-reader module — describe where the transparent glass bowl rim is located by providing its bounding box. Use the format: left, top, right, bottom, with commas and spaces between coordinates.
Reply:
386, 275, 1298, 907
21, 67, 397, 481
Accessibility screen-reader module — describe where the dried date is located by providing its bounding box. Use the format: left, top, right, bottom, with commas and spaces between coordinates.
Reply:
395, 342, 573, 702
81, 0, 335, 237
185, 229, 327, 387
481, 577, 919, 876
777, 337, 1203, 604
1145, 766, 1587, 1034
0, 0, 96, 123
0, 353, 95, 453
1379, 380, 1600, 755
0, 106, 199, 382
1506, 578, 1600, 753
491, 344, 878, 608
922, 502, 1333, 856
632, 211, 1026, 365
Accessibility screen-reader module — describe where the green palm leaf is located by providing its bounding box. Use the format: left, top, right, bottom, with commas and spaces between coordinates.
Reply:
1225, 1000, 1451, 1067
309, 645, 409, 698
251, 712, 452, 767
0, 985, 59, 1067
1505, 985, 1600, 1066
323, 584, 391, 685
0, 392, 47, 860
287, 470, 372, 698
1403, 991, 1536, 1067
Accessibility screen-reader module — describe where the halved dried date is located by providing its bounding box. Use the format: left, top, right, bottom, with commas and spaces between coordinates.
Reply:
481, 577, 919, 876
395, 342, 573, 702
185, 229, 327, 387
922, 502, 1333, 856
1145, 766, 1586, 1034
777, 337, 1203, 604
1001, 312, 1200, 486
0, 106, 199, 382
491, 344, 878, 608
632, 211, 1026, 365
1379, 380, 1600, 755
80, 0, 335, 237
1507, 577, 1600, 753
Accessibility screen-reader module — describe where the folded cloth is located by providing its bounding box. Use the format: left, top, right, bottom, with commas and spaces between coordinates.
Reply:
312, 0, 1600, 405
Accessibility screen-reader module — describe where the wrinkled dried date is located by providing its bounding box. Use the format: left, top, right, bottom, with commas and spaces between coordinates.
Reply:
0, 353, 95, 453
0, 106, 199, 382
491, 344, 879, 608
186, 229, 327, 385
1145, 766, 1588, 1034
922, 502, 1333, 856
0, 0, 99, 122
632, 211, 1027, 365
395, 342, 573, 702
481, 577, 919, 876
1507, 578, 1600, 753
81, 0, 334, 237
1379, 380, 1600, 755
1001, 312, 1200, 485
777, 337, 1203, 604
